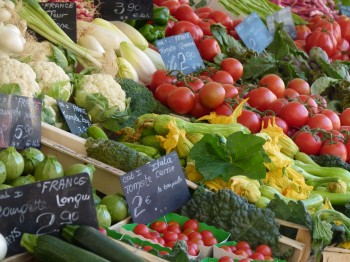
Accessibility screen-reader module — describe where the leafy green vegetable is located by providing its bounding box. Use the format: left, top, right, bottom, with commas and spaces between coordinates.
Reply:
0, 84, 21, 95
181, 186, 281, 253
268, 194, 312, 230
189, 132, 269, 181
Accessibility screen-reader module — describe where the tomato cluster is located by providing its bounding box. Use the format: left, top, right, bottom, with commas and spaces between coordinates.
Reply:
295, 15, 350, 61
218, 241, 273, 262
132, 219, 218, 256
150, 58, 243, 118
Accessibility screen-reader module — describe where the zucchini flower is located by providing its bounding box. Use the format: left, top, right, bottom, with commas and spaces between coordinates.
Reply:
185, 159, 203, 183
327, 181, 347, 194
229, 175, 261, 203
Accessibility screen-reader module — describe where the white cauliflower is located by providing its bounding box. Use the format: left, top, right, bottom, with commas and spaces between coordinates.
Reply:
30, 61, 73, 102
0, 58, 40, 97
74, 73, 127, 125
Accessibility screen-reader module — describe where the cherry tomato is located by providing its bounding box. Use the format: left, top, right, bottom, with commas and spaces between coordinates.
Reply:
188, 231, 202, 241
197, 18, 216, 36
156, 237, 165, 245
261, 116, 289, 134
212, 70, 235, 85
297, 94, 318, 114
237, 110, 262, 133
203, 236, 218, 246
340, 108, 350, 126
321, 129, 345, 144
345, 140, 350, 162
221, 246, 233, 252
221, 57, 244, 81
191, 237, 204, 246
176, 76, 204, 92
177, 233, 189, 241
255, 244, 272, 257
190, 93, 211, 118
187, 241, 199, 254
310, 94, 328, 113
279, 101, 309, 128
245, 87, 277, 111
222, 84, 239, 99
294, 39, 306, 51
259, 74, 285, 98
336, 15, 350, 43
215, 103, 233, 116
234, 249, 248, 258
159, 250, 169, 256
283, 88, 299, 99
170, 21, 204, 43
293, 131, 322, 155
238, 259, 251, 262
159, 0, 180, 16
150, 69, 176, 93
197, 37, 221, 61
143, 245, 153, 252
167, 221, 180, 228
295, 24, 312, 40
195, 6, 213, 14
266, 97, 288, 115
208, 10, 233, 29
187, 247, 198, 256
218, 256, 234, 262
174, 4, 200, 24
167, 87, 195, 114
250, 252, 265, 260
320, 141, 348, 162
154, 83, 178, 105
287, 78, 310, 95
199, 82, 226, 109
230, 245, 237, 252
305, 27, 338, 57
337, 38, 350, 52
321, 109, 341, 130
167, 224, 181, 234
183, 228, 196, 236
183, 219, 200, 231
306, 114, 333, 131
133, 224, 150, 237
162, 231, 178, 243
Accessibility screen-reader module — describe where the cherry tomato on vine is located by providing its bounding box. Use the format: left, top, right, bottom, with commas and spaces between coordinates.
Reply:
199, 82, 226, 109
259, 74, 285, 98
245, 87, 277, 111
167, 86, 195, 114
170, 21, 204, 43
283, 88, 299, 99
197, 18, 216, 36
237, 110, 262, 133
158, 0, 180, 15
174, 4, 200, 24
306, 114, 333, 131
321, 109, 341, 130
261, 116, 289, 134
292, 131, 322, 155
154, 83, 178, 105
297, 94, 318, 114
215, 103, 233, 116
266, 97, 288, 115
320, 141, 348, 162
279, 101, 309, 128
211, 70, 235, 85
310, 94, 328, 113
190, 93, 211, 118
150, 70, 176, 93
197, 37, 221, 62
287, 78, 310, 95
176, 76, 204, 92
222, 84, 239, 98
208, 10, 233, 29
220, 57, 244, 81
340, 108, 350, 126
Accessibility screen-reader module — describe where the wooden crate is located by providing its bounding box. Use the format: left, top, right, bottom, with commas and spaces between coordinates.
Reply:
322, 246, 350, 262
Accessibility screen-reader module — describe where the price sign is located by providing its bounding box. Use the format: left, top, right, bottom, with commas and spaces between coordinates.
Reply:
0, 94, 41, 150
155, 32, 205, 75
340, 4, 350, 17
96, 0, 153, 21
121, 152, 191, 224
0, 173, 98, 257
236, 12, 273, 54
38, 2, 77, 42
266, 7, 297, 39
57, 100, 92, 136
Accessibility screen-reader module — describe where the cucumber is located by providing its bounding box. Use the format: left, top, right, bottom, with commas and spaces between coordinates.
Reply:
87, 126, 108, 140
62, 225, 142, 262
20, 233, 108, 262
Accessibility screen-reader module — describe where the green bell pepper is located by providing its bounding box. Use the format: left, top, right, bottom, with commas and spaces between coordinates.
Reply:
152, 6, 170, 26
138, 24, 165, 42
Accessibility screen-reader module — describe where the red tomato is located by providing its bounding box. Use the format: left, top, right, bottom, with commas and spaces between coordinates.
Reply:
195, 6, 213, 14
143, 245, 153, 252
309, 14, 326, 31
320, 141, 348, 161
174, 4, 200, 24
159, 250, 169, 256
261, 116, 289, 135
337, 38, 350, 52
197, 37, 221, 61
234, 249, 248, 258
297, 94, 318, 114
238, 259, 251, 262
255, 244, 272, 257
177, 233, 189, 241
340, 108, 350, 126
336, 15, 350, 43
221, 246, 233, 252
197, 18, 216, 36
293, 131, 322, 155
230, 245, 237, 252
266, 97, 288, 115
215, 103, 233, 116
157, 237, 165, 245
183, 219, 200, 231
188, 231, 202, 241
199, 82, 226, 109
190, 93, 211, 118
154, 83, 178, 105
187, 247, 198, 256
158, 0, 180, 15
167, 86, 195, 114
176, 76, 204, 92
150, 70, 176, 93
245, 87, 277, 111
208, 10, 233, 29
259, 74, 285, 98
295, 24, 312, 40
222, 84, 239, 98
331, 49, 350, 61
218, 256, 234, 262
310, 94, 328, 112
287, 78, 310, 95
279, 101, 309, 128
250, 252, 265, 260
321, 109, 341, 130
203, 236, 218, 246
294, 39, 306, 51
305, 27, 338, 57
149, 231, 160, 238
170, 21, 204, 43
237, 110, 262, 133
187, 241, 199, 254
164, 241, 176, 248
197, 12, 210, 19
221, 57, 244, 81
183, 228, 196, 236
167, 221, 180, 228
191, 237, 204, 246
283, 88, 299, 99
167, 224, 181, 234
162, 231, 178, 243
321, 129, 345, 144
306, 114, 333, 131
316, 18, 342, 43
133, 224, 150, 237
212, 70, 234, 85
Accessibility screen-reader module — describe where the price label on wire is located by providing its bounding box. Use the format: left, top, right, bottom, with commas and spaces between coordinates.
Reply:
0, 94, 41, 150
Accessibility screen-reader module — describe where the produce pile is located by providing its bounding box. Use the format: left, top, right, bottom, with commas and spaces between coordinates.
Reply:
4, 0, 350, 261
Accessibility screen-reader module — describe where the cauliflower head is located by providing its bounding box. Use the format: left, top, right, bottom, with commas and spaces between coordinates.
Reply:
74, 73, 127, 126
30, 61, 72, 102
0, 58, 40, 97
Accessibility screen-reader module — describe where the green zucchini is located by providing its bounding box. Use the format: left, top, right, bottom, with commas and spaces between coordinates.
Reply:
62, 225, 142, 262
20, 233, 108, 262
87, 125, 109, 140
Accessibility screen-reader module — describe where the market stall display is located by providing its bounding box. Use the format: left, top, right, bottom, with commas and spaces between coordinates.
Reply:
3, 0, 350, 261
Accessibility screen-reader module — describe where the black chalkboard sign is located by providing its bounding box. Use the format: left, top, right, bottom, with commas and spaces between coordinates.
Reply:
235, 12, 274, 54
121, 151, 191, 224
39, 2, 77, 42
96, 0, 153, 21
155, 32, 205, 75
0, 173, 98, 257
0, 94, 41, 150
266, 7, 297, 39
57, 100, 92, 136
340, 4, 350, 17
